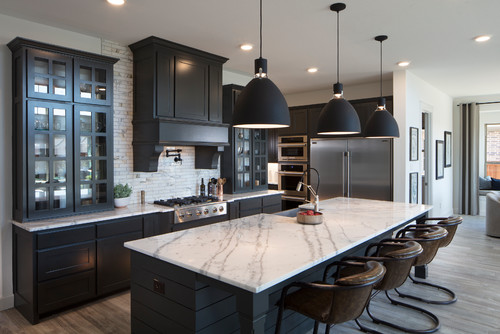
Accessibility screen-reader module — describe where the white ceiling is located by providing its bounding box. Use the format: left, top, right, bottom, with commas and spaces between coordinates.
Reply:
1, 0, 499, 97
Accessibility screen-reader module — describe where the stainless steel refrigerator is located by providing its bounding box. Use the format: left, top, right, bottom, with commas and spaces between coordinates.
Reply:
310, 138, 393, 201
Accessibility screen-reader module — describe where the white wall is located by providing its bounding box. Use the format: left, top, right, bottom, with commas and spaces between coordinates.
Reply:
284, 80, 393, 107
0, 13, 103, 311
393, 70, 454, 216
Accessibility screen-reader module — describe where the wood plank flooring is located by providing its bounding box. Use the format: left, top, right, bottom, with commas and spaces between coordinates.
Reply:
0, 215, 499, 334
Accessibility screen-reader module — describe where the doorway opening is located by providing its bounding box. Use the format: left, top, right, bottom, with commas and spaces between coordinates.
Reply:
422, 112, 431, 204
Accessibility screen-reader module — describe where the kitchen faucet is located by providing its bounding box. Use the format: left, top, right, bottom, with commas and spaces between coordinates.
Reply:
296, 167, 320, 212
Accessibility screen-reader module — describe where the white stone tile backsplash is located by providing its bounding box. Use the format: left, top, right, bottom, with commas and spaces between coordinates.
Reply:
102, 40, 220, 204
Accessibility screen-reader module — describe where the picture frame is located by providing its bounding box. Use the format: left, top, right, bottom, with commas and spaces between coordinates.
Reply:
444, 131, 452, 167
436, 140, 444, 179
409, 172, 418, 204
410, 127, 419, 161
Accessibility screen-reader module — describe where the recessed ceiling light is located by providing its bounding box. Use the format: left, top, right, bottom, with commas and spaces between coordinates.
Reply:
474, 35, 491, 42
397, 61, 411, 67
240, 44, 253, 51
107, 0, 125, 5
307, 67, 318, 73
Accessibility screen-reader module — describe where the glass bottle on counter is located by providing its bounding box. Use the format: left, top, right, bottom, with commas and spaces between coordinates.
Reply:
200, 178, 206, 196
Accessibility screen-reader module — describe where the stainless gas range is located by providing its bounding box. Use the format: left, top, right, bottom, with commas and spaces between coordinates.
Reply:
154, 196, 228, 231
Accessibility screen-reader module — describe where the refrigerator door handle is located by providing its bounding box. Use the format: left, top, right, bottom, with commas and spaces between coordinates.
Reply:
343, 151, 349, 197
347, 151, 351, 197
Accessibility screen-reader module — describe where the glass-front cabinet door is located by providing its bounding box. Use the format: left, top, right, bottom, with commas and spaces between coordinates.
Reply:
27, 101, 73, 218
27, 49, 72, 102
234, 128, 252, 192
253, 129, 268, 190
74, 59, 113, 105
74, 105, 113, 211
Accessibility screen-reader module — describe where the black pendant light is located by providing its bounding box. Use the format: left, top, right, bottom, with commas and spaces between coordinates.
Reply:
232, 0, 290, 129
364, 35, 400, 138
317, 3, 360, 135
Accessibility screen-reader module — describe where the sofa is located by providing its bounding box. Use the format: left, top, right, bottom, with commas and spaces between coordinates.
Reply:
486, 192, 500, 237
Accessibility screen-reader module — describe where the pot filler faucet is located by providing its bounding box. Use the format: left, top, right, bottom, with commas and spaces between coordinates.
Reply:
296, 167, 320, 212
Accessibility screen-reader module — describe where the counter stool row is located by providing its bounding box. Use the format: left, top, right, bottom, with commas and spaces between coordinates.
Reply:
274, 215, 462, 334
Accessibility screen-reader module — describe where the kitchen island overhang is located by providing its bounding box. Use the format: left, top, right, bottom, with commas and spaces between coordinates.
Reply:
125, 197, 431, 334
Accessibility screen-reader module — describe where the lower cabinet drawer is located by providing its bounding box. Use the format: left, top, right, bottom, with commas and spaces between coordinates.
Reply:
38, 241, 95, 282
262, 203, 282, 214
38, 270, 96, 314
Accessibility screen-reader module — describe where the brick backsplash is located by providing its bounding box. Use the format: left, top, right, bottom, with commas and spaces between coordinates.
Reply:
101, 40, 220, 204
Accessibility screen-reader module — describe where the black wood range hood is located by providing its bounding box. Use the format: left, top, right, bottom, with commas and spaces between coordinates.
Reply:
129, 36, 230, 172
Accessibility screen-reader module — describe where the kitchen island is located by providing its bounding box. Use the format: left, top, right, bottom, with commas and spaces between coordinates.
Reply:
125, 197, 431, 334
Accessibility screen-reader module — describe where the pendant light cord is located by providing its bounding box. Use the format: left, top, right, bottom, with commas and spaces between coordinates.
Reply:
380, 39, 383, 97
260, 0, 263, 59
336, 9, 340, 83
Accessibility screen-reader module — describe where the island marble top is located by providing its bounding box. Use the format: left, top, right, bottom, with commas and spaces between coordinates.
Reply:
125, 197, 431, 293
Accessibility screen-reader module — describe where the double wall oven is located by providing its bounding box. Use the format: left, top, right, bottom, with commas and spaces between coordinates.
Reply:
277, 135, 309, 209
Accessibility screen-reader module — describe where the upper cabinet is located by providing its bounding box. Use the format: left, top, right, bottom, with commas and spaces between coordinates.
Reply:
129, 36, 229, 172
8, 37, 118, 222
277, 108, 309, 136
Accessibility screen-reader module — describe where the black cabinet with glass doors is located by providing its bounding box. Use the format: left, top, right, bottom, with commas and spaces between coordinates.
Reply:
221, 85, 268, 193
8, 38, 118, 221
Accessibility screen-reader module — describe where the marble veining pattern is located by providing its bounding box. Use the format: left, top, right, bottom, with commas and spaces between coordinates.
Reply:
125, 197, 431, 293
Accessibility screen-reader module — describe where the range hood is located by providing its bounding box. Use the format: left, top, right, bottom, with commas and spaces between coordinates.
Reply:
129, 36, 229, 172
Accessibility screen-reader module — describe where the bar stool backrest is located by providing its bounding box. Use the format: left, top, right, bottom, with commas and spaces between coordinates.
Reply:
396, 226, 448, 267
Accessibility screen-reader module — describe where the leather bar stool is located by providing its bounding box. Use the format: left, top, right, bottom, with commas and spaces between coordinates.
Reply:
332, 241, 441, 333
397, 217, 462, 304
274, 261, 385, 334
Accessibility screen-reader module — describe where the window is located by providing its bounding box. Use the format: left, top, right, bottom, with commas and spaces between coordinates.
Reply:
485, 124, 500, 178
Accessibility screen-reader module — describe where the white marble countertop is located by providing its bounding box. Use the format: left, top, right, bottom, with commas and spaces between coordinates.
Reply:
125, 197, 431, 293
223, 189, 283, 202
12, 204, 174, 232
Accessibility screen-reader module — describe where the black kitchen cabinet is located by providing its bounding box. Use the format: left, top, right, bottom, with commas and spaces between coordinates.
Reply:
277, 108, 308, 136
221, 85, 268, 194
12, 212, 168, 324
8, 38, 118, 222
230, 194, 282, 219
268, 129, 279, 163
129, 36, 229, 172
96, 218, 143, 295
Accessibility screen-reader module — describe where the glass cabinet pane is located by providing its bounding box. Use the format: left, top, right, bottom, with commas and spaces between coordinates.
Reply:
80, 66, 92, 81
95, 68, 106, 83
35, 187, 49, 211
53, 108, 66, 131
53, 61, 66, 77
34, 58, 49, 74
95, 86, 106, 100
34, 77, 49, 93
80, 111, 92, 132
80, 184, 93, 206
53, 161, 67, 183
34, 107, 49, 130
34, 134, 49, 157
53, 79, 66, 96
54, 186, 67, 209
95, 113, 106, 133
53, 135, 66, 157
95, 160, 107, 180
96, 184, 107, 203
80, 136, 92, 157
80, 160, 92, 181
96, 137, 106, 156
80, 83, 92, 99
35, 161, 49, 184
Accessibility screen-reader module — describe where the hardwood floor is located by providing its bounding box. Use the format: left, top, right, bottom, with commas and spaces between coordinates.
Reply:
1, 215, 499, 334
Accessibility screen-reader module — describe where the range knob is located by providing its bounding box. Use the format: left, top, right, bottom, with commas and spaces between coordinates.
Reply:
219, 206, 225, 212
179, 213, 185, 219
203, 208, 209, 215
196, 210, 202, 216
212, 207, 218, 213
186, 212, 192, 218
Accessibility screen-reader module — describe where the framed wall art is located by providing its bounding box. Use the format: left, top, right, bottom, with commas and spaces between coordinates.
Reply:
410, 127, 419, 161
409, 172, 418, 204
436, 140, 444, 179
444, 131, 452, 167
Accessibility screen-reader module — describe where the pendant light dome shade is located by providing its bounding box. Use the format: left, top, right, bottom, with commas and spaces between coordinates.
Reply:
232, 75, 290, 128
317, 3, 360, 135
232, 0, 290, 129
365, 35, 400, 138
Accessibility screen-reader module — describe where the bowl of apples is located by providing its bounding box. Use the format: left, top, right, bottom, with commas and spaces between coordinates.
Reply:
297, 210, 323, 225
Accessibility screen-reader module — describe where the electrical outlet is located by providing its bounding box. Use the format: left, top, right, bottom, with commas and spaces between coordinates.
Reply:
153, 278, 165, 294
